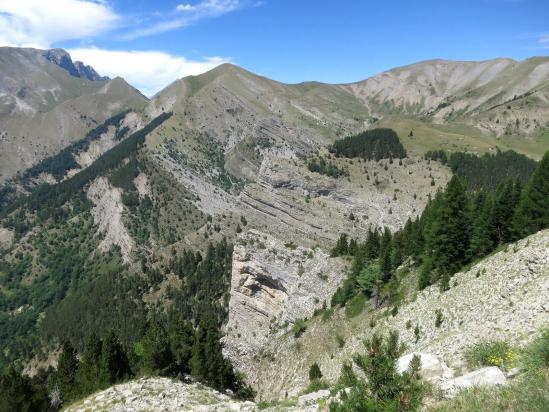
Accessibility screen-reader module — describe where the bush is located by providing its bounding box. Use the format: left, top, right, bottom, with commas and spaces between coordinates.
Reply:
303, 378, 330, 394
330, 332, 425, 411
464, 341, 515, 371
292, 319, 307, 338
309, 363, 322, 381
435, 310, 444, 328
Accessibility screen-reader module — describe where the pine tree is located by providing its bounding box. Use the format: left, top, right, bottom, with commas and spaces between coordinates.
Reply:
330, 332, 423, 411
513, 151, 549, 238
379, 227, 393, 282
100, 331, 130, 385
167, 317, 194, 375
56, 341, 79, 400
470, 192, 495, 258
492, 180, 517, 244
364, 228, 380, 259
0, 365, 49, 412
77, 333, 103, 394
426, 176, 471, 278
140, 318, 173, 375
332, 234, 349, 256
309, 363, 323, 381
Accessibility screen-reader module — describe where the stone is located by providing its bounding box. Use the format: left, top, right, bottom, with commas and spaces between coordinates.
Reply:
441, 367, 507, 395
297, 389, 331, 407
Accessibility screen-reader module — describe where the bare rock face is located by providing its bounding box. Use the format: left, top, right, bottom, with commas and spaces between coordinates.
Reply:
0, 227, 14, 250
223, 229, 347, 390
87, 176, 134, 263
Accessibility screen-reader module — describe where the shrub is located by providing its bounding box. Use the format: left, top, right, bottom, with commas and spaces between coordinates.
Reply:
303, 378, 330, 394
435, 310, 444, 328
330, 332, 425, 411
309, 363, 323, 381
429, 368, 549, 412
464, 341, 515, 371
414, 325, 421, 343
292, 319, 307, 338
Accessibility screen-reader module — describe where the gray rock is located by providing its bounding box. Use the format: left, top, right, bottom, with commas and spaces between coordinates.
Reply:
297, 389, 331, 407
441, 367, 507, 395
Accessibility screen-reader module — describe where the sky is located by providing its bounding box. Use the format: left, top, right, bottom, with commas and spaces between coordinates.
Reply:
0, 0, 547, 96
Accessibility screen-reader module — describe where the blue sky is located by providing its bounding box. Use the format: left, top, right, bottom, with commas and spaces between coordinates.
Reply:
0, 0, 547, 96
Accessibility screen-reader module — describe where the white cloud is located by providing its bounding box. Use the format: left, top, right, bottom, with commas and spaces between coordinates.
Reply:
539, 35, 549, 44
0, 0, 118, 48
123, 0, 242, 40
68, 47, 229, 97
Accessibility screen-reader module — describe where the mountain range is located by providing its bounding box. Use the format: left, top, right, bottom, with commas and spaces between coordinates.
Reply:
0, 47, 548, 411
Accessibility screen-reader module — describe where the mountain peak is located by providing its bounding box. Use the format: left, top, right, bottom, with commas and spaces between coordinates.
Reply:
43, 48, 108, 81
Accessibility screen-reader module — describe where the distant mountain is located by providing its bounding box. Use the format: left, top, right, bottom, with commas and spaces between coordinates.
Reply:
345, 57, 549, 137
0, 47, 148, 183
43, 48, 109, 81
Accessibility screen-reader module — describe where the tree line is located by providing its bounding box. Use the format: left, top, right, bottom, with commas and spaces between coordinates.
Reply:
425, 148, 536, 191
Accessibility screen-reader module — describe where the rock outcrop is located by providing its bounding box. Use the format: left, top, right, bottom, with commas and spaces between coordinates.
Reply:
87, 177, 134, 263
440, 366, 507, 395
223, 229, 347, 391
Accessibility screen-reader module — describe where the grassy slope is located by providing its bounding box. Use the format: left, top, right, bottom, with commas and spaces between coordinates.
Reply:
379, 116, 549, 160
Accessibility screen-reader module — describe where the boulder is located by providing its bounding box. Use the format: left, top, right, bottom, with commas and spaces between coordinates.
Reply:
397, 352, 454, 381
441, 366, 507, 395
297, 389, 331, 407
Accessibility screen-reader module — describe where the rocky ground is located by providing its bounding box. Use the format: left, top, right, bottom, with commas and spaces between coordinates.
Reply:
64, 356, 515, 411
64, 377, 324, 411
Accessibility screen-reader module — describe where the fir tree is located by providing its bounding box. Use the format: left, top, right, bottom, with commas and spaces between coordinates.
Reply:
77, 333, 103, 394
56, 341, 79, 400
100, 332, 130, 385
139, 318, 173, 375
470, 192, 494, 258
513, 151, 549, 238
379, 227, 393, 282
426, 176, 471, 279
364, 228, 380, 259
492, 180, 518, 244
309, 363, 323, 381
